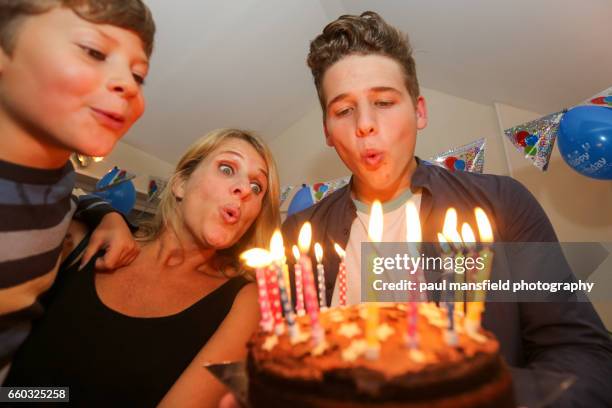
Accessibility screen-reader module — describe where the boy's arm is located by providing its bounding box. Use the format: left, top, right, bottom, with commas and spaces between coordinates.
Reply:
500, 178, 612, 407
73, 195, 139, 270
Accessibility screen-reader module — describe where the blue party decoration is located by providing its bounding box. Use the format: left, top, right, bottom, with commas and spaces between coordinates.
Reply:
525, 135, 539, 146
454, 159, 466, 171
558, 106, 612, 180
92, 167, 137, 214
287, 184, 314, 216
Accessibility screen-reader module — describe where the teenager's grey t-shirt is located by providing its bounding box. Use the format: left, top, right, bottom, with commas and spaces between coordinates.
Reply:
330, 189, 421, 306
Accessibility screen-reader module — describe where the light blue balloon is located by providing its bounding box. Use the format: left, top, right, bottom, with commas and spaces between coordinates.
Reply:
558, 106, 612, 180
287, 184, 314, 216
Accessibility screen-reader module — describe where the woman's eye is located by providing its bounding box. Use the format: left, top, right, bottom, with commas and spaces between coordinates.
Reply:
219, 164, 234, 176
250, 182, 262, 195
80, 46, 106, 61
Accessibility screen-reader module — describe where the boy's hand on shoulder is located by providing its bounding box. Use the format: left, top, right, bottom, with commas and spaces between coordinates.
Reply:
80, 212, 139, 271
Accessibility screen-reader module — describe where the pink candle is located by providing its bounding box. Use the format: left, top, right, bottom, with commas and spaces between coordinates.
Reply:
256, 267, 274, 332
265, 265, 284, 334
334, 243, 347, 307
405, 202, 422, 347
292, 245, 305, 316
241, 249, 273, 332
298, 223, 324, 345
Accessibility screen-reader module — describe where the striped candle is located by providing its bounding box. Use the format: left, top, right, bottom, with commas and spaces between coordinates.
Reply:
292, 245, 305, 316
240, 249, 273, 332
298, 223, 324, 345
334, 243, 347, 307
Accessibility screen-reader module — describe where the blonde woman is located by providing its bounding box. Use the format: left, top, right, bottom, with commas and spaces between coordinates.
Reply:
7, 129, 280, 407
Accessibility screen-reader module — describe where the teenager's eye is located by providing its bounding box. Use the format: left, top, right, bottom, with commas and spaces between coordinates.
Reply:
219, 164, 234, 176
250, 182, 263, 195
133, 73, 146, 85
80, 46, 106, 61
335, 107, 352, 117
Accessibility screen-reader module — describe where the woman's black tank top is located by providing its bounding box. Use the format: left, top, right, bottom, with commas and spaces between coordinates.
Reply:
6, 249, 249, 407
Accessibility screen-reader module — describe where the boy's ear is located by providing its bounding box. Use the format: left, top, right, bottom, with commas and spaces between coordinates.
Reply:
323, 121, 334, 147
415, 95, 428, 130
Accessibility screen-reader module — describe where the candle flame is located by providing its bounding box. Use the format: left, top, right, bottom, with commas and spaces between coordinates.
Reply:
443, 207, 457, 238
297, 222, 312, 253
437, 233, 451, 254
314, 242, 323, 263
443, 207, 462, 249
270, 229, 284, 261
333, 243, 346, 258
475, 207, 493, 243
368, 200, 383, 242
405, 201, 421, 243
240, 248, 272, 268
461, 223, 476, 250
291, 245, 300, 262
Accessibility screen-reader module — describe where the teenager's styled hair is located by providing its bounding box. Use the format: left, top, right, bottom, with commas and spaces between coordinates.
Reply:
0, 0, 155, 57
137, 128, 281, 274
307, 11, 419, 113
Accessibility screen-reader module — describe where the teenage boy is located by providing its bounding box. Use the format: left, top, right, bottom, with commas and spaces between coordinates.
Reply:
282, 12, 612, 406
0, 0, 155, 372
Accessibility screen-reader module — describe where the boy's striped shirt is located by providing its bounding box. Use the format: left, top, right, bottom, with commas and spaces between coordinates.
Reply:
0, 159, 114, 367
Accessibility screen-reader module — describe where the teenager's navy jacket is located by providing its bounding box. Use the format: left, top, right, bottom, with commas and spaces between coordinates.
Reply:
282, 159, 612, 407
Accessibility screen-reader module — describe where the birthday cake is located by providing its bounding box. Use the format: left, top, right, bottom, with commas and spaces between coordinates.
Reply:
247, 303, 514, 407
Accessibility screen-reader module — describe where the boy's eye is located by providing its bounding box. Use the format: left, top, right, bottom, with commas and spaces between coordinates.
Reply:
80, 45, 106, 61
133, 73, 145, 85
375, 100, 394, 107
219, 164, 234, 176
250, 182, 263, 195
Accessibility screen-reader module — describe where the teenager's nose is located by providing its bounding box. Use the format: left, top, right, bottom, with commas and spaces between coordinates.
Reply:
356, 107, 377, 137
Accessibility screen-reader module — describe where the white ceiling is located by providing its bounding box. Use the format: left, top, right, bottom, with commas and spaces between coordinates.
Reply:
125, 0, 612, 164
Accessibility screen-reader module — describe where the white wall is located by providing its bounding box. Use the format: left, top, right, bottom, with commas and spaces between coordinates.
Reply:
74, 140, 174, 194
495, 103, 612, 329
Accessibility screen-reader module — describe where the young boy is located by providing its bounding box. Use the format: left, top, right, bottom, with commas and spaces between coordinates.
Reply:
282, 12, 612, 406
0, 0, 155, 373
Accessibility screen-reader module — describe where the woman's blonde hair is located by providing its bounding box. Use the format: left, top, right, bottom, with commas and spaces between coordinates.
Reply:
138, 128, 280, 273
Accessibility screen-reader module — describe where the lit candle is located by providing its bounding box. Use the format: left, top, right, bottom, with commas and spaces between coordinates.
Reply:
241, 248, 274, 332
271, 230, 299, 340
465, 208, 494, 333
264, 264, 283, 335
443, 208, 465, 316
314, 243, 327, 310
298, 222, 324, 346
438, 233, 457, 346
282, 252, 291, 304
365, 201, 383, 360
333, 243, 347, 307
405, 201, 422, 347
292, 245, 305, 316
461, 222, 479, 314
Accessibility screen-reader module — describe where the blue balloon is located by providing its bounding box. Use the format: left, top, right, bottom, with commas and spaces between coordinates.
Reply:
287, 184, 314, 216
92, 168, 136, 215
525, 135, 539, 147
558, 106, 612, 180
